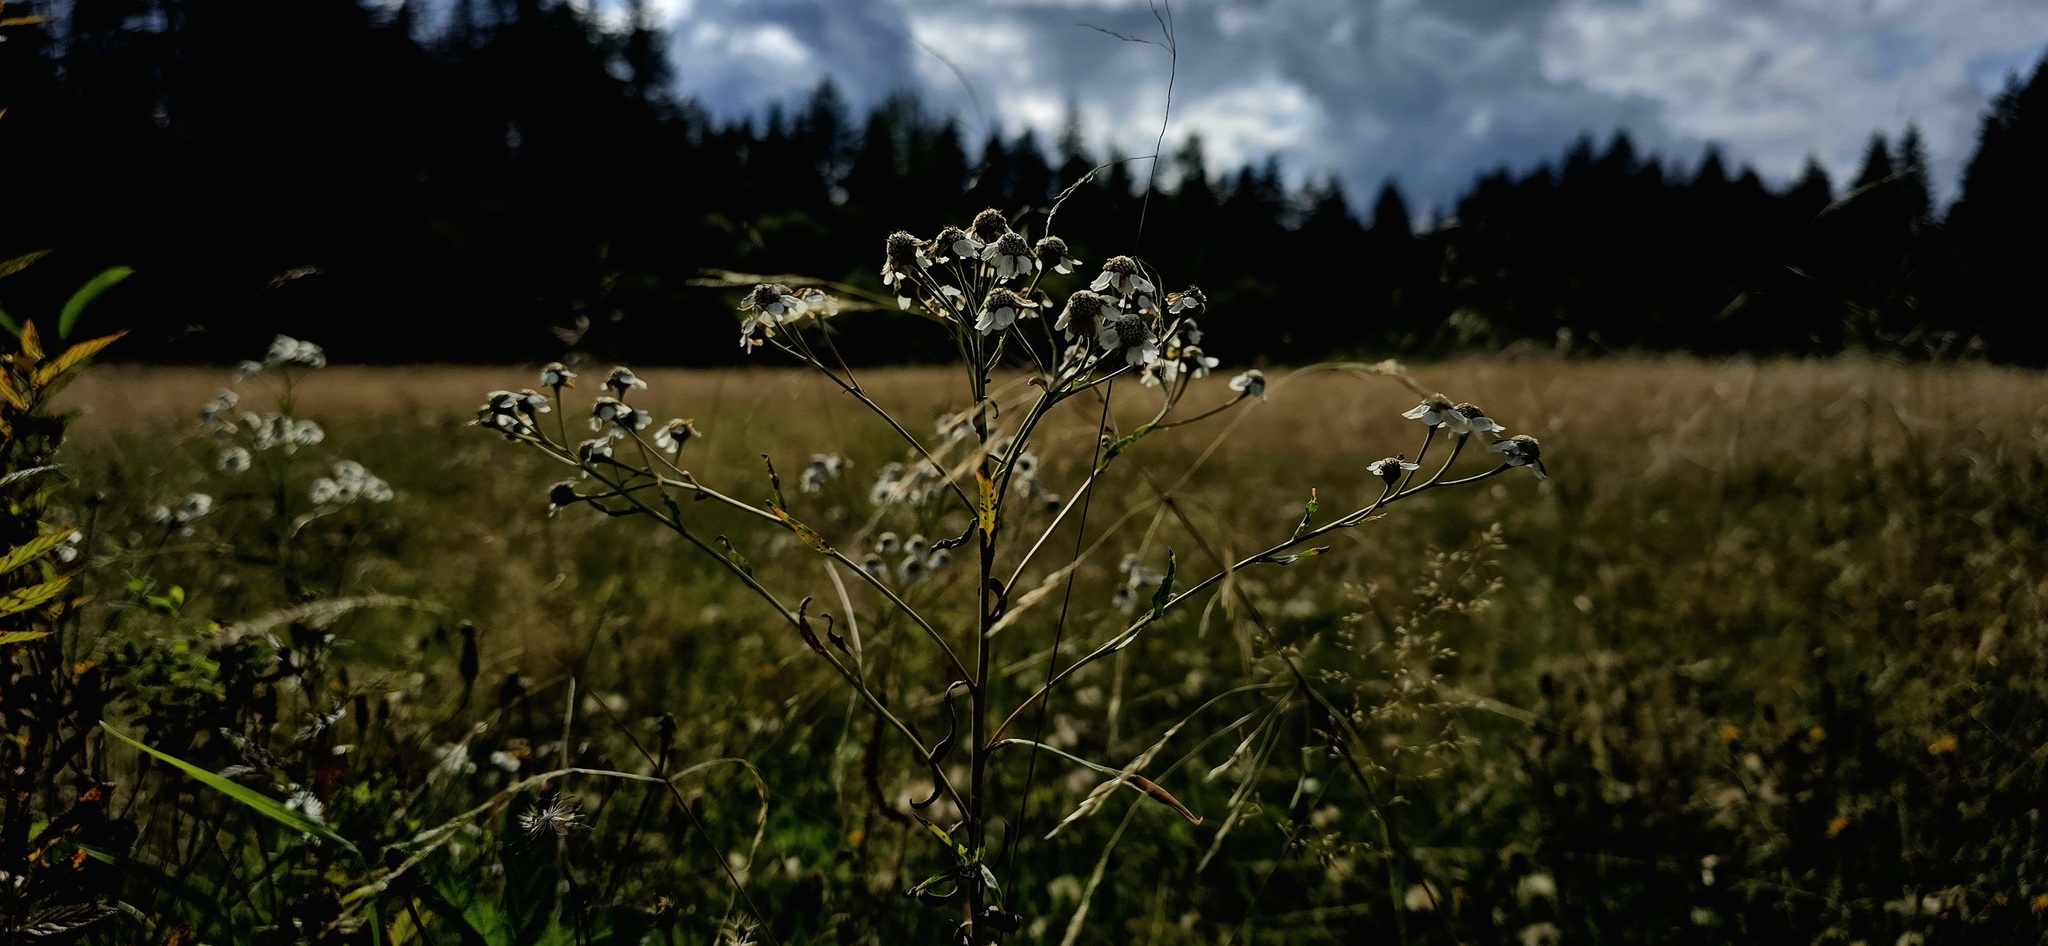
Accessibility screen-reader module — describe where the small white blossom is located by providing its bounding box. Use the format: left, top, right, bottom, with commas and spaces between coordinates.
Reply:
287, 419, 325, 448
1228, 370, 1267, 401
933, 226, 980, 263
1090, 255, 1156, 297
54, 530, 83, 564
201, 390, 239, 425
800, 288, 838, 317
1035, 236, 1078, 275
975, 288, 1039, 334
1097, 313, 1160, 367
218, 446, 252, 475
801, 454, 847, 493
285, 788, 325, 825
233, 360, 264, 382
654, 419, 700, 453
1516, 873, 1557, 904
898, 554, 928, 584
984, 232, 1038, 281
881, 231, 931, 307
540, 362, 577, 388
1401, 394, 1459, 429
1055, 291, 1117, 342
604, 367, 647, 397
1367, 456, 1420, 485
589, 397, 650, 436
1166, 286, 1206, 315
1490, 435, 1546, 479
1452, 402, 1506, 435
264, 335, 327, 369
875, 531, 901, 555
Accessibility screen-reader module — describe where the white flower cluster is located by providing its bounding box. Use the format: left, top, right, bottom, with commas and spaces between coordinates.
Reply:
868, 460, 950, 508
738, 283, 837, 352
309, 460, 394, 506
149, 493, 214, 535
263, 334, 327, 370
861, 532, 952, 585
800, 454, 846, 493
1139, 291, 1218, 388
1400, 394, 1546, 479
475, 389, 552, 438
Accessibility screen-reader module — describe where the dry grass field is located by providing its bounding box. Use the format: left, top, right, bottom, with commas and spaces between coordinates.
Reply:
37, 354, 2048, 944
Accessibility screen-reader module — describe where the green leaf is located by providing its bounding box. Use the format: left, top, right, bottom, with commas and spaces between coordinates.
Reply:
0, 307, 18, 338
0, 250, 51, 280
0, 630, 51, 646
101, 722, 361, 856
1096, 424, 1156, 473
0, 528, 76, 576
0, 465, 62, 488
1149, 550, 1176, 619
58, 265, 132, 339
0, 577, 69, 618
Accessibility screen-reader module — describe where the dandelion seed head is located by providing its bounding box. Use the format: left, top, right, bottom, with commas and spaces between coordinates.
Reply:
518, 795, 584, 840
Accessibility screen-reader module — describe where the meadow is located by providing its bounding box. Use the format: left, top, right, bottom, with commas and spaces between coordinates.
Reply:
19, 350, 2046, 945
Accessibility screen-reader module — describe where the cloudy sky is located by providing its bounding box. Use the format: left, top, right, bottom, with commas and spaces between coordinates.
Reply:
649, 0, 2048, 213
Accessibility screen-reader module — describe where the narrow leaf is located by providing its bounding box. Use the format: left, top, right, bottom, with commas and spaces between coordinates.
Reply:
0, 528, 75, 576
20, 320, 42, 361
976, 466, 998, 546
0, 464, 61, 487
766, 501, 834, 554
1148, 551, 1176, 619
0, 577, 69, 618
58, 266, 132, 339
38, 331, 126, 385
1127, 774, 1203, 825
0, 630, 52, 646
0, 250, 50, 280
101, 723, 361, 855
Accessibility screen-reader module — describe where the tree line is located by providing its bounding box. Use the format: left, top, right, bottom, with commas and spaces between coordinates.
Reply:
1, 0, 2043, 365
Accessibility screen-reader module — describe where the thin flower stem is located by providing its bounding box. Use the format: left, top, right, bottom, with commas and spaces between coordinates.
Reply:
542, 433, 973, 680
989, 460, 1513, 745
1150, 392, 1245, 431
769, 337, 976, 515
572, 461, 967, 812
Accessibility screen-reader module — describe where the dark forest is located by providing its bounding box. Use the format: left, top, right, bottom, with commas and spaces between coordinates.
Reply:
2, 0, 2044, 365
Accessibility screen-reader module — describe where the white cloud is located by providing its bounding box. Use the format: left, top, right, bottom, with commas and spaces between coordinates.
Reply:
656, 0, 2048, 206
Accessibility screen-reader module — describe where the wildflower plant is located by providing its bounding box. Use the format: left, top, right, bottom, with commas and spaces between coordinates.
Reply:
478, 207, 1549, 940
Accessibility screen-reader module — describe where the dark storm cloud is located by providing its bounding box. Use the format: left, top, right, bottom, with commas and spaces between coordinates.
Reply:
658, 0, 2048, 208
